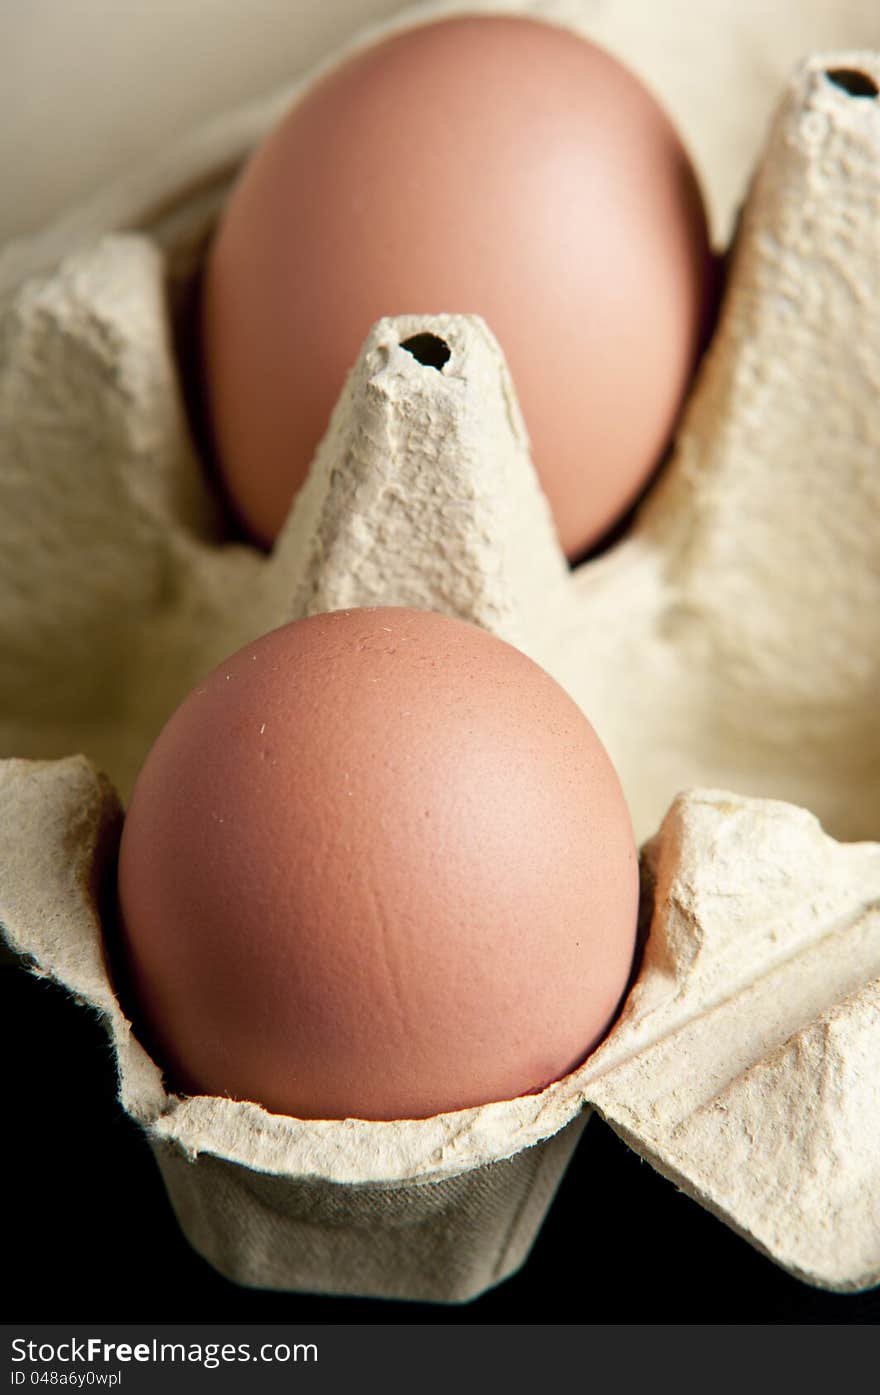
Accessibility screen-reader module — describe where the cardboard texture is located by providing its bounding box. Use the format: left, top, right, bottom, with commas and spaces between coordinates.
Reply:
1, 0, 879, 1302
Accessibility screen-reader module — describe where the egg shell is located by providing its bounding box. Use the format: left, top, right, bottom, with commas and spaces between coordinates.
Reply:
117, 607, 639, 1121
200, 13, 714, 558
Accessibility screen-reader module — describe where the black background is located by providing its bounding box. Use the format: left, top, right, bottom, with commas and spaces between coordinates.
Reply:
4, 959, 878, 1324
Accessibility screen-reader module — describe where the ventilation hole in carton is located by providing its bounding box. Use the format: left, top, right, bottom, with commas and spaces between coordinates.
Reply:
400, 333, 451, 370
825, 68, 879, 98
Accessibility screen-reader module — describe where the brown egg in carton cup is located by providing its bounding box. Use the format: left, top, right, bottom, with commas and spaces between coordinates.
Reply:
2, 0, 880, 1303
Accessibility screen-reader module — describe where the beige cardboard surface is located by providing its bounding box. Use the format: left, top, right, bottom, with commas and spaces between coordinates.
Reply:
585, 791, 880, 1293
1, 0, 879, 1301
3, 758, 879, 1295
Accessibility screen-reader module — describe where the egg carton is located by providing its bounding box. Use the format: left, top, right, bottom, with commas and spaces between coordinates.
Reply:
1, 0, 880, 1303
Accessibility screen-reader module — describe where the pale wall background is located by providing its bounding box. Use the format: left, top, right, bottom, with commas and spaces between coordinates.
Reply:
1, 0, 411, 242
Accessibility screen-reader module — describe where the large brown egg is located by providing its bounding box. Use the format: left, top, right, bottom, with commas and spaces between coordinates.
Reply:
116, 607, 639, 1121
200, 14, 715, 560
